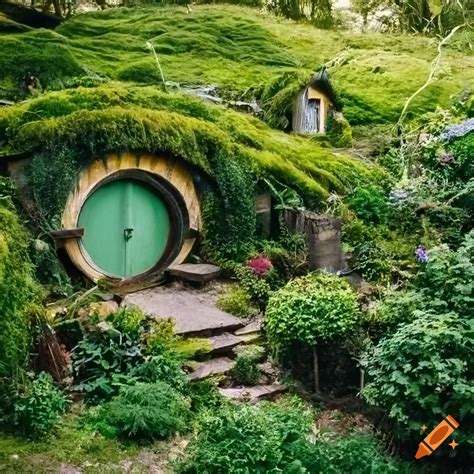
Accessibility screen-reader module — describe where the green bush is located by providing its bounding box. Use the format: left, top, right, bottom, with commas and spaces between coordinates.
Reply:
414, 231, 474, 314
266, 272, 359, 358
326, 112, 353, 148
294, 434, 418, 473
216, 285, 259, 318
0, 202, 38, 419
231, 346, 265, 385
178, 396, 416, 473
363, 312, 473, 445
346, 185, 390, 225
177, 396, 313, 473
96, 382, 190, 440
235, 266, 272, 309
14, 372, 68, 437
106, 305, 145, 339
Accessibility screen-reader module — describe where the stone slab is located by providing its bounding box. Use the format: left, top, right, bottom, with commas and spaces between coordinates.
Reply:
123, 287, 244, 337
219, 384, 288, 402
167, 263, 221, 283
234, 319, 262, 336
208, 333, 242, 354
190, 357, 234, 380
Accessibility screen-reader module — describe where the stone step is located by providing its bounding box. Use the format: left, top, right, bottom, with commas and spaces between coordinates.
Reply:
234, 319, 262, 336
219, 384, 288, 403
167, 263, 221, 284
237, 332, 262, 345
123, 287, 244, 337
189, 357, 234, 381
207, 333, 242, 356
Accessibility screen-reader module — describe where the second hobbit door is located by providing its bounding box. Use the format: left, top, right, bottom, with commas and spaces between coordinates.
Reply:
78, 179, 171, 278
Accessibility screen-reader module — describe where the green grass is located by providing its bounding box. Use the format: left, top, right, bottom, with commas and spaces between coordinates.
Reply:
0, 414, 143, 473
1, 5, 472, 122
35, 7, 474, 121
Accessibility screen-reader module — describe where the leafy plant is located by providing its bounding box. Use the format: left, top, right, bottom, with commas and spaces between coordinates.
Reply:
235, 265, 272, 309
363, 312, 473, 445
346, 185, 390, 225
176, 396, 313, 473
265, 272, 359, 391
14, 372, 68, 437
231, 346, 265, 385
216, 285, 259, 318
106, 305, 145, 339
95, 382, 190, 440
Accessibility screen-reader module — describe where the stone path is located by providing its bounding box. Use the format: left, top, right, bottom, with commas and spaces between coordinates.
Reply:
123, 286, 243, 337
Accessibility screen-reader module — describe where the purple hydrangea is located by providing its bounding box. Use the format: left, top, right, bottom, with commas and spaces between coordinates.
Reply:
415, 246, 429, 263
439, 118, 474, 142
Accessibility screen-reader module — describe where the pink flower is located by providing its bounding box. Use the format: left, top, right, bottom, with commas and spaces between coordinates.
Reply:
245, 255, 273, 277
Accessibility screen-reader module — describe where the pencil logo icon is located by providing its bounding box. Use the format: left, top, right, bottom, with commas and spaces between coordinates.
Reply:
415, 415, 459, 459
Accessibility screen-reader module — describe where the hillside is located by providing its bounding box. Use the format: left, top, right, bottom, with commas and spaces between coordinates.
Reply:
1, 5, 473, 125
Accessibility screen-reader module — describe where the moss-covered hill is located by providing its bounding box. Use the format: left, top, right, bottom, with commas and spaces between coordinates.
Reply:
0, 5, 471, 255
1, 5, 473, 124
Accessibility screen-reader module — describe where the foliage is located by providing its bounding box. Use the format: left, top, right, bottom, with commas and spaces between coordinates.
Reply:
265, 272, 359, 357
346, 185, 390, 225
363, 312, 473, 444
106, 305, 145, 339
231, 346, 265, 385
294, 433, 418, 473
178, 395, 416, 473
94, 382, 190, 440
0, 82, 383, 257
216, 285, 259, 318
326, 111, 353, 148
235, 265, 273, 309
13, 372, 68, 437
71, 312, 189, 401
188, 380, 228, 414
414, 231, 474, 314
176, 396, 313, 473
0, 202, 38, 421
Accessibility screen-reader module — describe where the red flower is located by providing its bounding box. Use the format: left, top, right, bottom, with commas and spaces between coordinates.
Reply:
245, 255, 273, 277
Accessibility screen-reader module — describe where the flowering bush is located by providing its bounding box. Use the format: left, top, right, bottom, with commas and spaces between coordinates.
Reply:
439, 118, 474, 142
245, 255, 273, 277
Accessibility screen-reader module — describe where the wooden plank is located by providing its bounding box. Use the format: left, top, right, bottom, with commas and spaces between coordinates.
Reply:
50, 228, 84, 239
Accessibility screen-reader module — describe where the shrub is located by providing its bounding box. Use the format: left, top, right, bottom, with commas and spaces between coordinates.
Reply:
107, 305, 145, 339
96, 382, 190, 440
346, 185, 390, 225
216, 285, 259, 318
266, 273, 359, 356
0, 202, 39, 419
363, 312, 473, 444
231, 346, 265, 385
14, 372, 68, 437
235, 265, 272, 309
414, 231, 473, 314
266, 272, 359, 391
326, 111, 353, 148
294, 434, 417, 473
177, 396, 313, 473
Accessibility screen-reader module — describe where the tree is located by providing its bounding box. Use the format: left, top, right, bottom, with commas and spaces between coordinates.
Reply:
265, 272, 359, 392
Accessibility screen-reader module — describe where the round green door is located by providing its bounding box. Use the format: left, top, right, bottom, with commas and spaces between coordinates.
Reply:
78, 179, 171, 278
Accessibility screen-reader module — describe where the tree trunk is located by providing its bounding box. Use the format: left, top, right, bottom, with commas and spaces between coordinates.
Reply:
313, 346, 320, 393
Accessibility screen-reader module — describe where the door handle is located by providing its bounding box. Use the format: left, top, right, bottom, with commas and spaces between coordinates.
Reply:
124, 228, 134, 240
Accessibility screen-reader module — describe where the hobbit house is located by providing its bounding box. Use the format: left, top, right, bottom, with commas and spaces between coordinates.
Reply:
293, 70, 340, 134
58, 153, 200, 283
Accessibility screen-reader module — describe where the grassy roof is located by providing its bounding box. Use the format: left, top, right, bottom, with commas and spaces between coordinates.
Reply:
0, 5, 471, 256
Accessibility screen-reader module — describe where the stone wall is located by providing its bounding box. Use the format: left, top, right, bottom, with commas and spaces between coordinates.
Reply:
283, 209, 342, 272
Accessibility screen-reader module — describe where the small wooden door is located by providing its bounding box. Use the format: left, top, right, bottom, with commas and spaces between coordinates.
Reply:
78, 179, 170, 278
